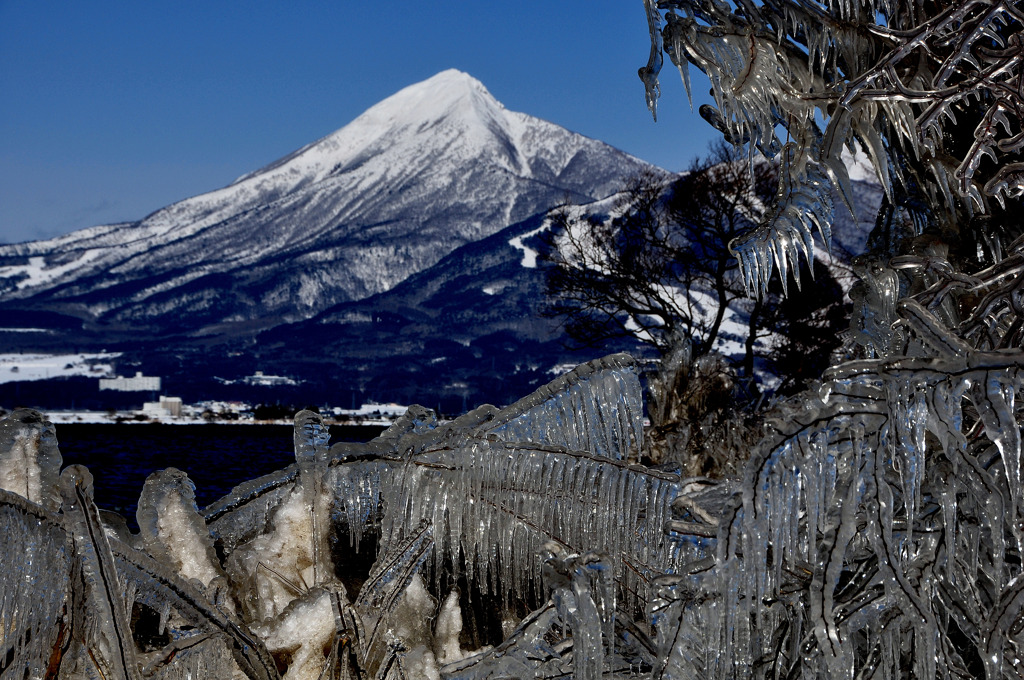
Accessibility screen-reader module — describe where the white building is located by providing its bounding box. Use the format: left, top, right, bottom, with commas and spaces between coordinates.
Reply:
99, 371, 161, 392
141, 396, 182, 418
243, 371, 297, 386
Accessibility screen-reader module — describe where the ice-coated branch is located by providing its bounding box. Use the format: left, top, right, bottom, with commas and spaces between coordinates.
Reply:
645, 0, 1024, 293
730, 144, 834, 296
478, 352, 644, 460
59, 464, 144, 680
0, 489, 69, 677
0, 407, 62, 511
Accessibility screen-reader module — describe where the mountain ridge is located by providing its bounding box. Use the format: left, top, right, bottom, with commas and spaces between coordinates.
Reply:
0, 70, 658, 332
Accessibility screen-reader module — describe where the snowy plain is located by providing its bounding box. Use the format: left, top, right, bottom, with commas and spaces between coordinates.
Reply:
0, 351, 119, 384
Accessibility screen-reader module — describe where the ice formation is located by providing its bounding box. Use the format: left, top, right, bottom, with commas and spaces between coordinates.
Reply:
642, 0, 1024, 297
0, 407, 62, 511
1, 354, 691, 679
7, 280, 1024, 680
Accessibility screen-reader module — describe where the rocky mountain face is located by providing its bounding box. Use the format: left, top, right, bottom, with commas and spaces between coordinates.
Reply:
0, 70, 655, 335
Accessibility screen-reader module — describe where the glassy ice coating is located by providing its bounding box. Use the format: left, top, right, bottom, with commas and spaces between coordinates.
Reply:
0, 407, 62, 511
0, 489, 69, 679
644, 0, 1024, 296
483, 352, 644, 460
13, 327, 1024, 678
1, 354, 690, 679
293, 409, 333, 587
59, 464, 144, 680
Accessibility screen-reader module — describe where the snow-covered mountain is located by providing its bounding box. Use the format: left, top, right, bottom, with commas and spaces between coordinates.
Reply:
0, 69, 656, 332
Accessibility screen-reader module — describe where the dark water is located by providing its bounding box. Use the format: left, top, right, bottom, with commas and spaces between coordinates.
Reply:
55, 423, 386, 524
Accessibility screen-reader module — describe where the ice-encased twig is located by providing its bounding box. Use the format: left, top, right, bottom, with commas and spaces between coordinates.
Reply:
379, 438, 680, 618
203, 465, 299, 529
110, 538, 280, 680
0, 408, 62, 512
354, 519, 434, 674
477, 353, 644, 461
60, 465, 144, 680
141, 632, 236, 680
648, 572, 721, 680
0, 488, 69, 680
439, 602, 564, 679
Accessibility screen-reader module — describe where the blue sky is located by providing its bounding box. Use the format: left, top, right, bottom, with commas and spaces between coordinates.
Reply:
0, 1, 717, 245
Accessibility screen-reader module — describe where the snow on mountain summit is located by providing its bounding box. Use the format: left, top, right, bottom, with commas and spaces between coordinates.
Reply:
233, 69, 503, 188
0, 70, 658, 334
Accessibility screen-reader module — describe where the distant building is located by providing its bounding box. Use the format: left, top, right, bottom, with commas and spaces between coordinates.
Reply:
162, 396, 182, 416
100, 371, 161, 392
243, 371, 298, 387
141, 396, 182, 418
141, 402, 163, 417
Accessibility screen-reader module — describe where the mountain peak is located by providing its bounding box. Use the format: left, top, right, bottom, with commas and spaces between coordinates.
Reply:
230, 70, 506, 188
353, 68, 505, 129
414, 68, 491, 95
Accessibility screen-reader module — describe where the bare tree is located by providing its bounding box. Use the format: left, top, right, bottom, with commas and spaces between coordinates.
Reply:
543, 143, 847, 472
543, 141, 775, 363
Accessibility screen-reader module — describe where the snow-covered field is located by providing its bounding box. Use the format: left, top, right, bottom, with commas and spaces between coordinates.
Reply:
0, 352, 120, 384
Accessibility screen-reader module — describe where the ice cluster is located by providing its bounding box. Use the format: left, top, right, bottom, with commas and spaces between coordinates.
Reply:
7, 292, 1024, 679
0, 354, 697, 679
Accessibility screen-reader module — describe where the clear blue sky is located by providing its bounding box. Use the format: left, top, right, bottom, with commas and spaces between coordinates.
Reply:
0, 1, 717, 245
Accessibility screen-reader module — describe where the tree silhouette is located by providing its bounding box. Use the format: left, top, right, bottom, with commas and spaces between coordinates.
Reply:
543, 142, 775, 363
543, 143, 848, 472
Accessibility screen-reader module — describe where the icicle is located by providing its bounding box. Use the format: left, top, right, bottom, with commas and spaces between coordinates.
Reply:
808, 454, 862, 679
971, 372, 1022, 538
730, 145, 836, 296
326, 459, 387, 551
294, 410, 333, 586
640, 0, 664, 120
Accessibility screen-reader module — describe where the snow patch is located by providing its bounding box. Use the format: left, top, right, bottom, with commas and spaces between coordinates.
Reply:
547, 363, 579, 376
0, 250, 104, 290
482, 281, 510, 295
0, 352, 121, 385
843, 146, 876, 183
509, 223, 551, 268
